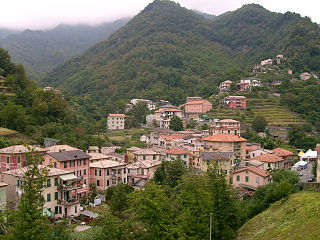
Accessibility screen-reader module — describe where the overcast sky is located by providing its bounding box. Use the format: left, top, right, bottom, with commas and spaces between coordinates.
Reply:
1, 0, 319, 30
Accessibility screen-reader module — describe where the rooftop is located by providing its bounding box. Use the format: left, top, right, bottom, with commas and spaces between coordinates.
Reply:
201, 152, 234, 161
219, 119, 239, 123
90, 160, 126, 168
3, 165, 71, 177
226, 96, 246, 99
133, 149, 159, 155
185, 99, 210, 105
127, 160, 161, 169
203, 134, 247, 142
45, 144, 80, 153
159, 134, 184, 142
247, 160, 264, 167
126, 147, 143, 152
87, 152, 110, 161
271, 148, 293, 157
165, 147, 189, 155
108, 114, 126, 117
233, 166, 270, 177
0, 145, 46, 154
251, 153, 284, 163
47, 150, 91, 162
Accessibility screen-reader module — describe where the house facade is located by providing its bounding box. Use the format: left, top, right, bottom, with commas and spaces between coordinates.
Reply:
132, 149, 161, 162
219, 80, 232, 92
184, 99, 212, 119
203, 134, 247, 160
232, 167, 270, 190
127, 160, 161, 187
239, 78, 261, 91
0, 182, 7, 212
251, 153, 289, 170
224, 96, 247, 109
3, 167, 82, 218
107, 114, 126, 130
43, 150, 91, 195
165, 147, 190, 166
89, 160, 127, 192
210, 119, 241, 136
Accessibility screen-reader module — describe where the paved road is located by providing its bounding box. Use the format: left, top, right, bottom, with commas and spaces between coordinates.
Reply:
299, 161, 314, 183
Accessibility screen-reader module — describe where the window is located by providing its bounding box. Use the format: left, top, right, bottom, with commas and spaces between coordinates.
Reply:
143, 155, 146, 160
54, 162, 57, 168
84, 180, 86, 185
256, 177, 260, 183
95, 169, 97, 176
236, 176, 240, 181
99, 170, 102, 176
124, 169, 126, 174
54, 178, 58, 186
83, 159, 86, 165
54, 192, 58, 200
153, 155, 156, 160
107, 180, 110, 186
268, 163, 271, 168
75, 206, 77, 214
123, 178, 126, 183
17, 180, 20, 187
184, 154, 187, 158
97, 180, 100, 186
47, 179, 51, 187
64, 163, 67, 168
128, 169, 130, 174
6, 156, 10, 163
84, 169, 86, 175
106, 169, 109, 176
55, 206, 59, 214
118, 169, 121, 174
69, 161, 72, 167
47, 193, 51, 202
17, 156, 21, 163
245, 176, 249, 182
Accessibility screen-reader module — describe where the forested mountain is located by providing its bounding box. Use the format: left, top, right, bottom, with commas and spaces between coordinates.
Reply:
42, 0, 320, 118
0, 28, 20, 40
0, 18, 130, 81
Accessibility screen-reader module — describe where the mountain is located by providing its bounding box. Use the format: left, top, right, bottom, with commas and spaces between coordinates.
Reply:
0, 18, 130, 81
236, 191, 320, 240
192, 10, 216, 19
42, 0, 320, 116
0, 28, 20, 40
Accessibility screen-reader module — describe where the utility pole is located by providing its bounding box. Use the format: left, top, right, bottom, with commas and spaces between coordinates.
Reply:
210, 212, 212, 240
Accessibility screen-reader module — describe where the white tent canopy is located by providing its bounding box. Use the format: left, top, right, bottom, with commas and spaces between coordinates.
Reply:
294, 160, 308, 167
300, 149, 317, 160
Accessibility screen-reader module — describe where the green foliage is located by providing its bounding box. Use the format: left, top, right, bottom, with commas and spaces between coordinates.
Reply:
186, 119, 197, 129
252, 116, 267, 133
169, 116, 183, 131
201, 123, 209, 130
288, 126, 317, 149
132, 101, 149, 126
153, 159, 187, 188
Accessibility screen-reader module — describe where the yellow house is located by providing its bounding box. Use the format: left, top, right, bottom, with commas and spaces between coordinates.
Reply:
126, 147, 143, 163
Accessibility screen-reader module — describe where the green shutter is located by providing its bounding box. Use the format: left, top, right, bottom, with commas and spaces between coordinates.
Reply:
47, 193, 51, 202
54, 192, 58, 200
236, 175, 240, 181
245, 176, 249, 182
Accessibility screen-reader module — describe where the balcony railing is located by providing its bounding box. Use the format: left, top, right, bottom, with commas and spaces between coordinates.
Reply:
58, 198, 80, 206
58, 184, 82, 191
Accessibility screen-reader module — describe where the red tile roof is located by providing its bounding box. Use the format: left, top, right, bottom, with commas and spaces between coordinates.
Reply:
271, 148, 293, 157
233, 166, 270, 177
155, 108, 182, 113
185, 99, 210, 105
159, 134, 184, 142
203, 134, 247, 142
251, 153, 283, 163
108, 114, 126, 117
165, 147, 189, 155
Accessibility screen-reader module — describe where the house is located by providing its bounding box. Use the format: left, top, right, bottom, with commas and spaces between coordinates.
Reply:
260, 59, 273, 66
89, 160, 127, 192
245, 143, 262, 159
87, 152, 112, 163
201, 152, 237, 184
107, 114, 126, 130
43, 150, 91, 195
246, 160, 264, 169
239, 78, 261, 91
210, 119, 241, 136
3, 166, 82, 218
86, 146, 99, 153
271, 148, 293, 168
184, 99, 212, 119
132, 149, 161, 162
203, 134, 247, 160
247, 148, 269, 159
165, 147, 190, 166
147, 128, 175, 147
158, 134, 184, 148
155, 108, 183, 129
251, 153, 288, 170
300, 72, 312, 81
189, 149, 201, 170
0, 182, 8, 212
276, 54, 284, 64
219, 80, 233, 92
140, 134, 150, 145
232, 167, 270, 190
224, 96, 246, 109
126, 147, 143, 163
43, 138, 60, 148
0, 145, 47, 173
130, 99, 156, 110
127, 160, 161, 187
43, 86, 53, 91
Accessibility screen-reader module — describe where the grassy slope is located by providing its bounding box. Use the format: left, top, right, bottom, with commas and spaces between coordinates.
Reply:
236, 191, 320, 240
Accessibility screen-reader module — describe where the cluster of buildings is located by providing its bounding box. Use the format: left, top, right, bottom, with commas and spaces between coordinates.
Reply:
43, 86, 62, 95
0, 76, 14, 96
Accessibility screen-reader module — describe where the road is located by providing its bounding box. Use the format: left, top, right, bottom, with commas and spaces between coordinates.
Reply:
298, 161, 314, 183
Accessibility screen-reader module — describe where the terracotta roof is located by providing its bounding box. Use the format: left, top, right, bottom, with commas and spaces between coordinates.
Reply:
90, 160, 126, 168
219, 119, 239, 123
185, 99, 210, 105
201, 152, 234, 161
233, 167, 270, 177
127, 160, 161, 169
247, 160, 264, 167
155, 108, 182, 113
87, 152, 110, 161
0, 182, 8, 187
203, 134, 247, 142
127, 147, 143, 152
45, 145, 80, 153
165, 147, 189, 155
251, 153, 283, 163
159, 134, 184, 142
271, 148, 293, 157
108, 114, 126, 117
226, 96, 246, 99
133, 149, 159, 155
3, 165, 71, 177
0, 145, 46, 154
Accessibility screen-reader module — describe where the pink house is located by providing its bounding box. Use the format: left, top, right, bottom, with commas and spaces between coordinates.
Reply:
232, 167, 270, 190
184, 99, 212, 118
0, 145, 46, 173
43, 150, 91, 195
224, 96, 246, 109
89, 160, 127, 192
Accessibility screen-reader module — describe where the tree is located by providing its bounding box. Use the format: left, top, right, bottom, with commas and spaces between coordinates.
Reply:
133, 101, 149, 125
252, 116, 267, 133
169, 116, 183, 131
201, 123, 209, 130
186, 119, 197, 129
154, 159, 187, 188
6, 147, 50, 240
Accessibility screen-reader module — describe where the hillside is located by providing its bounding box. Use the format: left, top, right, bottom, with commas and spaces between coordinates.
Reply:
42, 0, 320, 119
0, 18, 130, 81
236, 191, 320, 240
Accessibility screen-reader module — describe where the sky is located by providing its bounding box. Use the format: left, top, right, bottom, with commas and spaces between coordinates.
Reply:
0, 0, 319, 30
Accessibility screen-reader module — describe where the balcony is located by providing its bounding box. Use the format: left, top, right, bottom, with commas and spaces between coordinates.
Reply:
58, 198, 80, 206
58, 184, 82, 191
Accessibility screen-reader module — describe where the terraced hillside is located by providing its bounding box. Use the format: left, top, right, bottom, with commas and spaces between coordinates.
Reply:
209, 96, 306, 135
236, 191, 320, 240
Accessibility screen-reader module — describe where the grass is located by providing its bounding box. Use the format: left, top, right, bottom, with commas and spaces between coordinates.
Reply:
236, 191, 320, 240
0, 127, 18, 136
106, 128, 149, 149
